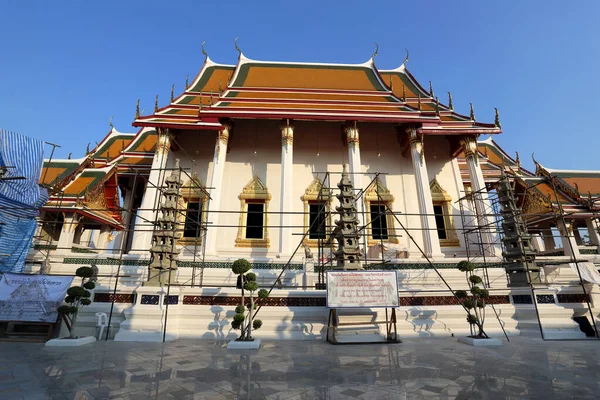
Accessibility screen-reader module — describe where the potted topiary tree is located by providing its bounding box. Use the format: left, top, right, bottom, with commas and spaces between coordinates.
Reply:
46, 266, 97, 346
228, 259, 269, 349
454, 261, 501, 346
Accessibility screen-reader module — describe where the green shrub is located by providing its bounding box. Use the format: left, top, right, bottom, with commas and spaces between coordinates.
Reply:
235, 304, 245, 314
233, 313, 245, 323
244, 281, 259, 292
468, 275, 483, 284
83, 281, 96, 290
471, 287, 484, 296
258, 289, 269, 299
75, 266, 94, 278
232, 259, 251, 275
246, 272, 257, 282
455, 290, 468, 299
457, 261, 475, 272
253, 319, 263, 330
466, 314, 478, 324
463, 299, 474, 309
67, 287, 87, 298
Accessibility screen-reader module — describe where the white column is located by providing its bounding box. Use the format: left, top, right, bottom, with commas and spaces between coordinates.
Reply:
541, 228, 556, 251
279, 120, 294, 255
461, 136, 500, 257
344, 122, 366, 231
112, 186, 135, 254
204, 122, 231, 256
131, 129, 171, 253
57, 212, 79, 253
407, 127, 443, 258
557, 219, 581, 259
96, 225, 112, 251
585, 218, 600, 246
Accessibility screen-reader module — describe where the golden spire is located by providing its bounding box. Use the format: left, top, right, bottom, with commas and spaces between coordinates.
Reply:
515, 151, 521, 171
185, 74, 189, 89
154, 95, 159, 112
470, 103, 476, 121
135, 99, 140, 119
170, 85, 175, 102
418, 94, 422, 110
85, 143, 90, 155
198, 93, 203, 112
495, 107, 501, 128
429, 81, 434, 98
448, 92, 453, 110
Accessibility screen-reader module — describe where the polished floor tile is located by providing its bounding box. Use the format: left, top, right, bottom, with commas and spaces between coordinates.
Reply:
0, 336, 598, 399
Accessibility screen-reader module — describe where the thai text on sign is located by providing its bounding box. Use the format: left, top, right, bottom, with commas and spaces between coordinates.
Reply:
326, 271, 399, 308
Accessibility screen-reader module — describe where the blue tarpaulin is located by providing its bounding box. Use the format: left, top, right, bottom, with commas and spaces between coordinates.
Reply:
0, 129, 48, 273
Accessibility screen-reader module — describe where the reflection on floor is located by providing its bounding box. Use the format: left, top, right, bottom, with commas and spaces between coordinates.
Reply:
0, 336, 598, 399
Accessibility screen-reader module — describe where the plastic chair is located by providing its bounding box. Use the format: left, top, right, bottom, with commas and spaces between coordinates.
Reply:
95, 312, 108, 340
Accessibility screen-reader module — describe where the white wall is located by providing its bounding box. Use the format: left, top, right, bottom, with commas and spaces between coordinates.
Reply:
170, 121, 467, 261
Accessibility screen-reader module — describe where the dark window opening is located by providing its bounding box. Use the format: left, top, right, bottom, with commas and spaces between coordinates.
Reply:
309, 203, 326, 239
433, 204, 447, 240
246, 203, 264, 239
370, 203, 389, 240
184, 202, 202, 238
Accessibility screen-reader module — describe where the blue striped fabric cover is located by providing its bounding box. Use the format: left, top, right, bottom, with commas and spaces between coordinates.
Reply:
0, 129, 49, 273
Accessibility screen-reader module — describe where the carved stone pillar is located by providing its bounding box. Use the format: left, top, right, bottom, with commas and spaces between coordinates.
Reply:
279, 120, 294, 255
204, 121, 231, 256
461, 135, 499, 257
344, 122, 366, 234
408, 126, 442, 258
131, 129, 171, 253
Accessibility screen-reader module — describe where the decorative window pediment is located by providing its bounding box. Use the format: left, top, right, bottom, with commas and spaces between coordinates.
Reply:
236, 176, 271, 248
364, 177, 398, 245
430, 178, 459, 247
301, 177, 333, 246
179, 173, 208, 244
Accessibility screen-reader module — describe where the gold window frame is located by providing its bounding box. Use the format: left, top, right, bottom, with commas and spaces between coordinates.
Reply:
364, 177, 398, 246
301, 177, 333, 247
235, 176, 271, 248
430, 179, 460, 247
178, 173, 209, 246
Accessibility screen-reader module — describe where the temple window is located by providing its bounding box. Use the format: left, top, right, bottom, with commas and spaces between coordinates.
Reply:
364, 178, 397, 245
301, 178, 332, 246
430, 179, 460, 247
179, 174, 207, 245
236, 176, 271, 248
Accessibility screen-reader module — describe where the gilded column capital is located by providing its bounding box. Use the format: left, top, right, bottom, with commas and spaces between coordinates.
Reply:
156, 128, 172, 154
460, 135, 479, 158
280, 120, 294, 146
406, 125, 424, 161
218, 121, 232, 145
344, 121, 359, 147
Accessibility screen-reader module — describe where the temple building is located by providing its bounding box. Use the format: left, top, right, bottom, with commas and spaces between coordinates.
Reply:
26, 46, 600, 341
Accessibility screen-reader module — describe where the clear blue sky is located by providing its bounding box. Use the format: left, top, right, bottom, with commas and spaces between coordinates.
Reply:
1, 1, 599, 171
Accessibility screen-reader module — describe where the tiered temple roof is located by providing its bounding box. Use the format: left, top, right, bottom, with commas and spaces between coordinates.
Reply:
133, 51, 501, 135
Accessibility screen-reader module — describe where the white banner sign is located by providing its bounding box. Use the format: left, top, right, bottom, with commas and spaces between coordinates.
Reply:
327, 270, 399, 308
0, 273, 74, 322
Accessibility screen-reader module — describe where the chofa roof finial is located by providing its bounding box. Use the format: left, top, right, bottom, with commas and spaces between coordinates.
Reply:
201, 41, 208, 61
470, 103, 476, 121
515, 151, 521, 170
185, 74, 189, 89
67, 153, 72, 160
234, 37, 242, 58
135, 99, 140, 119
435, 97, 440, 117
402, 48, 409, 66
171, 84, 175, 102
154, 95, 159, 113
109, 116, 114, 128
495, 107, 501, 128
448, 92, 453, 110
372, 42, 379, 60
429, 81, 434, 98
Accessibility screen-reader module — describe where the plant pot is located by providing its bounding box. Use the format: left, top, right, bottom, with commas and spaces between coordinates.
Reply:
457, 336, 502, 346
227, 338, 261, 350
45, 336, 96, 347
